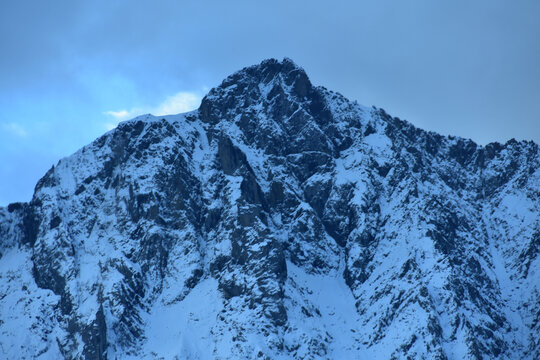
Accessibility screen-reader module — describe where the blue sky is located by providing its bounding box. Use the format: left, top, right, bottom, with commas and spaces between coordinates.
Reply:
1, 0, 539, 205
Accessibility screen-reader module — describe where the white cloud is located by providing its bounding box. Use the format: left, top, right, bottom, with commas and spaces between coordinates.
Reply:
153, 92, 201, 116
104, 110, 130, 119
103, 91, 202, 130
2, 122, 27, 137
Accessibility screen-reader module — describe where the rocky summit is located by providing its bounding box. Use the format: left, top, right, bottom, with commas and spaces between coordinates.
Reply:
0, 58, 538, 359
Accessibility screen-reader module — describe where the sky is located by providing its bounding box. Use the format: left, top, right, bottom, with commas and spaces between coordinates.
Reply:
1, 0, 539, 205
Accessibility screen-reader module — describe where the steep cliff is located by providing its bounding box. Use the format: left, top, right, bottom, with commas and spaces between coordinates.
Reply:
0, 58, 538, 359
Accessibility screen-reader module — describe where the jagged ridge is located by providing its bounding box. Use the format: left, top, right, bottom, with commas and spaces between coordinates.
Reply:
0, 58, 538, 359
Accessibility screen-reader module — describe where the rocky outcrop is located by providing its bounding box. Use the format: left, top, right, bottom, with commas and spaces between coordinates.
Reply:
0, 58, 538, 359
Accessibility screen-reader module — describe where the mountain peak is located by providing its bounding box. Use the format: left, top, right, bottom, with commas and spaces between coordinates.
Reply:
216, 57, 311, 92
199, 58, 314, 125
1, 59, 539, 360
237, 57, 309, 87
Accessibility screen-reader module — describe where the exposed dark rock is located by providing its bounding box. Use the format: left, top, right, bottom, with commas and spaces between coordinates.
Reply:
218, 136, 248, 175
0, 58, 538, 360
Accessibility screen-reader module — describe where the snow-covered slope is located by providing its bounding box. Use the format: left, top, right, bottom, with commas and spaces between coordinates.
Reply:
0, 58, 538, 359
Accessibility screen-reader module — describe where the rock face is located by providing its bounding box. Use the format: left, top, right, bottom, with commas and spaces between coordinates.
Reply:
0, 58, 539, 359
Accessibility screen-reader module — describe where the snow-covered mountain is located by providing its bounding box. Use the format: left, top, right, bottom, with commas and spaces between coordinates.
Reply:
0, 58, 538, 359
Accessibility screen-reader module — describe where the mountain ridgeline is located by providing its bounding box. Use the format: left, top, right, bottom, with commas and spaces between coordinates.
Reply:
0, 58, 538, 359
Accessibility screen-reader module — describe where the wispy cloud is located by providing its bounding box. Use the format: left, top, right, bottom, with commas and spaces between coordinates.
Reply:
103, 91, 202, 130
153, 92, 201, 116
2, 122, 27, 137
104, 110, 130, 119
